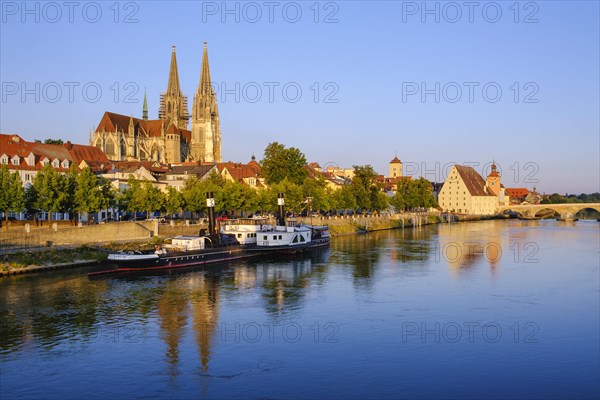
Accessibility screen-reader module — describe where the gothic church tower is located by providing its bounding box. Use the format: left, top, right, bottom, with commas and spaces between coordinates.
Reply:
191, 42, 222, 162
159, 46, 190, 130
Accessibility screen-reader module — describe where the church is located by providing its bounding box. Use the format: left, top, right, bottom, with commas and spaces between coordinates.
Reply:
90, 42, 222, 164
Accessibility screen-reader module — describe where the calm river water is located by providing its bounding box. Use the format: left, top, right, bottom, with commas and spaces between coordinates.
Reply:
1, 220, 599, 399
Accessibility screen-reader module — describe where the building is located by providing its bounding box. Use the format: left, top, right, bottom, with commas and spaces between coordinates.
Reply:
325, 165, 355, 180
438, 165, 497, 215
0, 133, 110, 185
217, 156, 264, 188
505, 188, 529, 204
485, 162, 509, 206
91, 43, 221, 164
389, 155, 402, 178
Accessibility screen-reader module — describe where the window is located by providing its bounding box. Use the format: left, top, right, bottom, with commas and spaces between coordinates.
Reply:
52, 159, 59, 168
12, 157, 19, 165
237, 233, 242, 238
300, 235, 306, 242
279, 235, 282, 240
273, 235, 277, 240
0, 156, 7, 164
263, 235, 267, 240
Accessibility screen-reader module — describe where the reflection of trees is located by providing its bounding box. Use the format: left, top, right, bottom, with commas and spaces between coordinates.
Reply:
189, 274, 220, 371
156, 282, 189, 378
253, 250, 330, 315
332, 228, 435, 288
389, 227, 434, 264
0, 276, 110, 354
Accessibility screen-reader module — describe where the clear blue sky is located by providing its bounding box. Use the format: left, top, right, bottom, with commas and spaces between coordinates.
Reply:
1, 1, 598, 194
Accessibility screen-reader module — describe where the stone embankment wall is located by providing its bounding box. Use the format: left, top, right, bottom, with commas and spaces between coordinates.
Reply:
0, 221, 207, 249
2, 213, 492, 250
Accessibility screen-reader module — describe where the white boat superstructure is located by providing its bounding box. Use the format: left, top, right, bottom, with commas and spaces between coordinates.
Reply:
221, 217, 274, 245
256, 224, 313, 248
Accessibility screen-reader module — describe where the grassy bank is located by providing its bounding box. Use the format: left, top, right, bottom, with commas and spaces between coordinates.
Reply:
1, 246, 108, 273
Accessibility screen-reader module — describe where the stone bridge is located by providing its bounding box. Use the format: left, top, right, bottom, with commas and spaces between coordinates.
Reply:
497, 203, 600, 220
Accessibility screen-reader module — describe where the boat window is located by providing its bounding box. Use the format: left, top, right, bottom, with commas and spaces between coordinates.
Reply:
293, 235, 299, 243
263, 235, 267, 240
300, 235, 306, 242
273, 235, 277, 240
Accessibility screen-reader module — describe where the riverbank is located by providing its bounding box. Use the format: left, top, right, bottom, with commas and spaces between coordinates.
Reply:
0, 214, 509, 276
0, 246, 108, 276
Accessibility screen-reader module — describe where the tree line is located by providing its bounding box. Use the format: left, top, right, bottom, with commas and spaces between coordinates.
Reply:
0, 143, 437, 223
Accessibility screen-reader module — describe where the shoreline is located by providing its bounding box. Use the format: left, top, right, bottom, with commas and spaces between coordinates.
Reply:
0, 214, 578, 276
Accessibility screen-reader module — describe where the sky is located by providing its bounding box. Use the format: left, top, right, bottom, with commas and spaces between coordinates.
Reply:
1, 0, 598, 194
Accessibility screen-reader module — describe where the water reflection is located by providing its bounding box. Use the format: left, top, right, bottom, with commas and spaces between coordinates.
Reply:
2, 221, 598, 400
0, 249, 331, 374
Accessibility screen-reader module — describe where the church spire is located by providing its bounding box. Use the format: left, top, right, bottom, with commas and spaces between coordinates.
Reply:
159, 45, 189, 130
199, 42, 212, 95
167, 45, 181, 96
191, 41, 222, 163
142, 87, 148, 121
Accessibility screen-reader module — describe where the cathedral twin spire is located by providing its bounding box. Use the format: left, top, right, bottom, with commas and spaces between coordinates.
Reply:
158, 42, 221, 163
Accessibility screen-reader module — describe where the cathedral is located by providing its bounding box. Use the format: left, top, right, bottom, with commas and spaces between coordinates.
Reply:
90, 42, 222, 164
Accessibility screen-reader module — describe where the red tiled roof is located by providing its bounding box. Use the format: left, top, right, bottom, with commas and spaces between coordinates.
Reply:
218, 162, 261, 181
455, 165, 494, 197
505, 188, 529, 198
95, 112, 191, 143
390, 156, 401, 164
1, 133, 110, 173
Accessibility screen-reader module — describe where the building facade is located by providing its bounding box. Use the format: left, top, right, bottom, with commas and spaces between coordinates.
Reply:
0, 133, 110, 186
438, 165, 497, 215
91, 43, 222, 164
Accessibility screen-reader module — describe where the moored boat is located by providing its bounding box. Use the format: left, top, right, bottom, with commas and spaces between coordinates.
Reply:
248, 193, 330, 254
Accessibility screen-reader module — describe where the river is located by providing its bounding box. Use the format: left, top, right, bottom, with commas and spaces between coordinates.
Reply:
1, 220, 599, 399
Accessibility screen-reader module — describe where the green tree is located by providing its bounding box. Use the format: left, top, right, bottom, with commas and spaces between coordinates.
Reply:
351, 165, 379, 211
302, 176, 330, 212
140, 181, 164, 218
0, 166, 25, 224
165, 186, 185, 216
74, 167, 114, 220
32, 164, 70, 220
392, 178, 436, 211
261, 142, 308, 186
182, 177, 208, 215
269, 179, 303, 214
332, 185, 357, 212
121, 176, 145, 219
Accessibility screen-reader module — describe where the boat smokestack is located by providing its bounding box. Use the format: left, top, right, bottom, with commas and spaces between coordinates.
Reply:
277, 193, 285, 226
206, 192, 216, 239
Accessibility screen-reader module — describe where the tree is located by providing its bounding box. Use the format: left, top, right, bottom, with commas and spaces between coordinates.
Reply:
0, 166, 25, 224
332, 185, 357, 212
140, 181, 164, 218
302, 176, 330, 212
182, 177, 208, 215
73, 167, 112, 221
32, 164, 70, 220
391, 178, 436, 211
261, 142, 308, 186
351, 165, 379, 211
165, 186, 185, 216
121, 176, 145, 219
